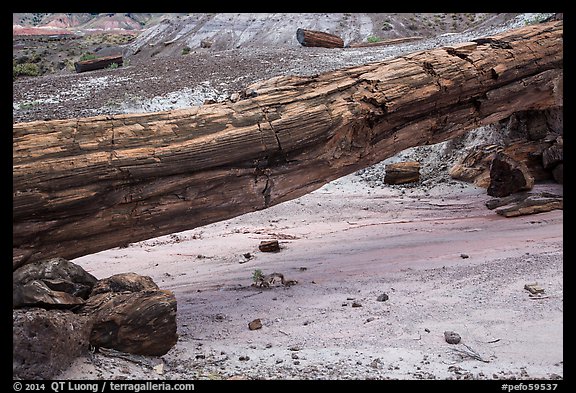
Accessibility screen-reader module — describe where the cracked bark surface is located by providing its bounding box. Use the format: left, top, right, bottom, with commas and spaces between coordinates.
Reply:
13, 21, 563, 268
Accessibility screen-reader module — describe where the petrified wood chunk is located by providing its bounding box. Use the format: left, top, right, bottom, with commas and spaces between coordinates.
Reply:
487, 152, 534, 197
259, 240, 280, 252
542, 138, 563, 169
13, 308, 93, 380
81, 272, 177, 356
384, 161, 420, 185
90, 272, 159, 296
13, 257, 97, 308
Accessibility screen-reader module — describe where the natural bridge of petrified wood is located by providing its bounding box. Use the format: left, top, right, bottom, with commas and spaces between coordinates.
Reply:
13, 21, 563, 269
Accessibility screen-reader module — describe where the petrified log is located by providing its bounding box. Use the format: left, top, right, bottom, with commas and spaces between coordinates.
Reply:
296, 28, 344, 48
487, 152, 534, 197
74, 55, 123, 73
384, 161, 420, 185
13, 21, 563, 268
485, 192, 563, 217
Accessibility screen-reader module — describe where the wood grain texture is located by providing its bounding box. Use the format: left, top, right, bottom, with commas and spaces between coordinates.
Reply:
13, 21, 563, 268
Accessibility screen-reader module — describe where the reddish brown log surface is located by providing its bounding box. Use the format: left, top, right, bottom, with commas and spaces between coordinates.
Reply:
74, 55, 123, 73
13, 21, 563, 268
296, 28, 344, 48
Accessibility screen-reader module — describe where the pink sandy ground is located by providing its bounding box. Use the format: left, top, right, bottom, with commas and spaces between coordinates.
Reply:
60, 179, 563, 380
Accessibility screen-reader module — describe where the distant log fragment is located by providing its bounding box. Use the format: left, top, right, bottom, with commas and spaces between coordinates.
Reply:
296, 28, 344, 48
13, 21, 563, 267
384, 161, 420, 185
259, 240, 281, 253
74, 55, 123, 73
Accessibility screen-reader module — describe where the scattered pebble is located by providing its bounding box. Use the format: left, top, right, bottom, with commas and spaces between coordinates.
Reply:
352, 301, 362, 307
248, 319, 262, 330
376, 293, 389, 302
444, 330, 462, 344
460, 253, 469, 259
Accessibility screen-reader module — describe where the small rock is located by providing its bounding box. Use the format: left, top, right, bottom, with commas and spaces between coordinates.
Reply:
248, 319, 262, 330
291, 353, 299, 359
524, 283, 545, 294
444, 330, 462, 344
293, 360, 300, 365
376, 293, 389, 302
351, 301, 362, 307
460, 254, 469, 259
365, 317, 375, 323
424, 328, 430, 333
238, 355, 250, 361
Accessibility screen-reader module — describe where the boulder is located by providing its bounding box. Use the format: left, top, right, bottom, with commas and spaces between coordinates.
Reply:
487, 152, 534, 197
81, 290, 178, 356
13, 257, 97, 309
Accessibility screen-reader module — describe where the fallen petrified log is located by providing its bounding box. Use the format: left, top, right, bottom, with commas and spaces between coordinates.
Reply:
296, 28, 344, 48
74, 55, 123, 73
13, 21, 563, 268
384, 161, 421, 185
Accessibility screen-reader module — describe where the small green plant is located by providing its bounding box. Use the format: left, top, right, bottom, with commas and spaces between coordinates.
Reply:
252, 269, 265, 283
108, 62, 119, 69
13, 63, 40, 79
367, 35, 382, 43
182, 46, 191, 55
80, 53, 97, 61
